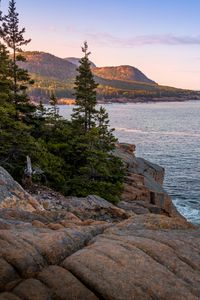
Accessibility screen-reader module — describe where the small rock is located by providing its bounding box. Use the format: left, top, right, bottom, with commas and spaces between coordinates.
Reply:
47, 223, 64, 230
32, 220, 46, 228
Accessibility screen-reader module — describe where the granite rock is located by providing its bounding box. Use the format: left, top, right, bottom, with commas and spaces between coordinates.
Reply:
114, 144, 181, 217
63, 216, 200, 300
0, 151, 199, 299
0, 167, 42, 212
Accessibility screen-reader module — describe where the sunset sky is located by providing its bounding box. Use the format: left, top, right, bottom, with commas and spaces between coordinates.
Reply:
1, 0, 200, 89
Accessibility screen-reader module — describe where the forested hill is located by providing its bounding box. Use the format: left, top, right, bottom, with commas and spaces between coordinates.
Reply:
18, 51, 77, 80
92, 65, 156, 84
18, 51, 155, 84
18, 51, 196, 103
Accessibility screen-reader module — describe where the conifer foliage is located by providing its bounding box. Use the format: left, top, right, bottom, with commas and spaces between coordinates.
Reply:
0, 42, 11, 100
70, 42, 124, 202
72, 41, 98, 132
0, 0, 33, 119
0, 0, 36, 177
0, 2, 124, 203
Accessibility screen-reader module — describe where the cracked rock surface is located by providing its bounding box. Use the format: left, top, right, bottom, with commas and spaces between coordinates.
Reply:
0, 211, 199, 300
0, 144, 199, 299
64, 216, 199, 300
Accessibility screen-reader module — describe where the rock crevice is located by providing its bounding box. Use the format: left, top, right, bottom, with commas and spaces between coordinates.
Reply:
0, 144, 199, 299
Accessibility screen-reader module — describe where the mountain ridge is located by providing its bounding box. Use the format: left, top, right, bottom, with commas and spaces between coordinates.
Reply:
18, 51, 77, 80
19, 51, 154, 84
65, 57, 96, 68
92, 65, 157, 85
17, 51, 197, 102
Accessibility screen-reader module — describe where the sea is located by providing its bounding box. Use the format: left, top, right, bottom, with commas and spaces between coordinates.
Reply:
59, 101, 200, 226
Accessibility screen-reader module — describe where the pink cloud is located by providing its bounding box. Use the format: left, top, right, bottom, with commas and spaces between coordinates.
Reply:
86, 32, 200, 47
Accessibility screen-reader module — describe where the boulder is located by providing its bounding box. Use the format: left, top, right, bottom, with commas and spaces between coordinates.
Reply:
116, 142, 136, 154
117, 200, 150, 214
62, 195, 129, 221
30, 184, 130, 222
31, 185, 130, 222
0, 167, 42, 212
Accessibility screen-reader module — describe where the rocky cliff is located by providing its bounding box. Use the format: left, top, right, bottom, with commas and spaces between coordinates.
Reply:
0, 145, 199, 300
114, 143, 180, 217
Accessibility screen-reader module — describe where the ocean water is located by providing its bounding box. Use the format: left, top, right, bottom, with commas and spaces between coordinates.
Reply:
59, 101, 200, 225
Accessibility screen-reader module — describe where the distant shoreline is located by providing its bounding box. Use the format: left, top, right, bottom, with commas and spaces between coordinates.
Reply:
54, 96, 200, 105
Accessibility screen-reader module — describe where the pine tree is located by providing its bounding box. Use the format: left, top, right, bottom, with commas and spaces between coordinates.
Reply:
49, 92, 59, 119
72, 41, 98, 132
0, 1, 37, 180
69, 42, 124, 203
0, 42, 12, 102
96, 106, 117, 152
0, 0, 33, 118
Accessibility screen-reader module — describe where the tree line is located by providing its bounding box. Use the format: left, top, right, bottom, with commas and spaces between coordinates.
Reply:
0, 0, 124, 203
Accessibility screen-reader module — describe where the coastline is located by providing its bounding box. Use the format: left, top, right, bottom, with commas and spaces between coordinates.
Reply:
55, 95, 200, 105
98, 95, 200, 104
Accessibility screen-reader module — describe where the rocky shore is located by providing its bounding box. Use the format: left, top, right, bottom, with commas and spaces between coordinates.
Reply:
0, 144, 199, 300
98, 95, 200, 104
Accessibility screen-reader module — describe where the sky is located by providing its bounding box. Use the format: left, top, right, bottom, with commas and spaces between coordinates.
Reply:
1, 0, 200, 90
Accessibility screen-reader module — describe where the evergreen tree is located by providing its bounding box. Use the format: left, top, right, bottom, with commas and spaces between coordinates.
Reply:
70, 42, 124, 203
0, 0, 33, 119
0, 5, 124, 203
48, 92, 59, 119
72, 41, 98, 132
37, 101, 46, 119
0, 1, 37, 179
95, 106, 117, 152
0, 42, 11, 102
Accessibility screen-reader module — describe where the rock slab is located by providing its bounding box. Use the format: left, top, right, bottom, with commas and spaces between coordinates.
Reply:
0, 167, 42, 212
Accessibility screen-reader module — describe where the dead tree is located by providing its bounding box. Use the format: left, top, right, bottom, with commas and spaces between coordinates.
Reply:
23, 155, 33, 187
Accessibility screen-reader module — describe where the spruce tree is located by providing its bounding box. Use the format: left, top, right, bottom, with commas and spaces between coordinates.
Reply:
96, 106, 117, 152
69, 42, 124, 203
0, 0, 37, 180
0, 42, 11, 102
0, 0, 33, 118
72, 41, 98, 132
49, 92, 59, 119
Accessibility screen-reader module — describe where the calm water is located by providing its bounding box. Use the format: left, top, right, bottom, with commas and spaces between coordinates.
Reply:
59, 101, 200, 225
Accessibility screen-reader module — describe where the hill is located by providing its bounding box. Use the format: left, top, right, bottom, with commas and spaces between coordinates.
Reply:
65, 57, 96, 68
17, 51, 197, 103
18, 51, 77, 80
92, 65, 156, 84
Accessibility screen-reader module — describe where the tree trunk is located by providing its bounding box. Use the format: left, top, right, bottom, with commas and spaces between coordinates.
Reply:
23, 156, 33, 187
